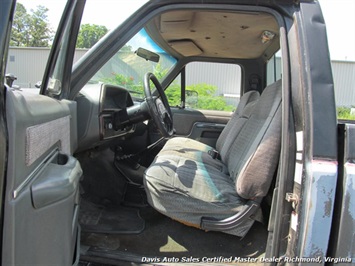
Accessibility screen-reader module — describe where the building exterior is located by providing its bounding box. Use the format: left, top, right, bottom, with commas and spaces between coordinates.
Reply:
6, 47, 88, 88
332, 60, 355, 107
6, 47, 355, 107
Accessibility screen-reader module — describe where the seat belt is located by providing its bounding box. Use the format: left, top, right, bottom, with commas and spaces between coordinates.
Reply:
249, 74, 261, 91
208, 149, 221, 160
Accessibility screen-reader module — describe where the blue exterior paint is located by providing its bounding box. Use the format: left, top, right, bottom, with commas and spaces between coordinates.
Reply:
298, 161, 338, 261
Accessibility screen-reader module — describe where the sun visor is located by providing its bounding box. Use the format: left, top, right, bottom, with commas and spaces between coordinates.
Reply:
168, 40, 203, 56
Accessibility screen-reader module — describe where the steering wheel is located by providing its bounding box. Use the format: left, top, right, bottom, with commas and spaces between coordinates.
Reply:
144, 72, 174, 137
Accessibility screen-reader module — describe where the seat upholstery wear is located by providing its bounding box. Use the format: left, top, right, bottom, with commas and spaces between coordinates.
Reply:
144, 80, 282, 237
156, 90, 260, 177
161, 90, 260, 158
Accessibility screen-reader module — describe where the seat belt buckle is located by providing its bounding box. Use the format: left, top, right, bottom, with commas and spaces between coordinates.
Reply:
208, 149, 220, 160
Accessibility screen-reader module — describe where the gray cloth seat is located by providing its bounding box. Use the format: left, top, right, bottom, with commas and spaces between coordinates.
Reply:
157, 90, 260, 172
144, 80, 282, 237
161, 90, 260, 158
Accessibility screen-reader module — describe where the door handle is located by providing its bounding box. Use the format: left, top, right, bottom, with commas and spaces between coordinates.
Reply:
196, 123, 225, 129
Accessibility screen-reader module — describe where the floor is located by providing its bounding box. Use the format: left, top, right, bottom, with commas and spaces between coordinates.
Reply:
79, 200, 268, 265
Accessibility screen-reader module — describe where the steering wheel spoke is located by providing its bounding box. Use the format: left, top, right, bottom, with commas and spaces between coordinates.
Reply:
144, 73, 174, 137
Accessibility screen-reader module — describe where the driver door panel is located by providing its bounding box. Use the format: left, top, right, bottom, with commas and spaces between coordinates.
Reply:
2, 90, 81, 265
0, 0, 85, 264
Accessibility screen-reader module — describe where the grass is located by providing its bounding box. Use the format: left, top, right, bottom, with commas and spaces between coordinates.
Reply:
337, 106, 355, 120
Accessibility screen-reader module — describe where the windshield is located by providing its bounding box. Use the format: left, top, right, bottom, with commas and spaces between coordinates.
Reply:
89, 28, 177, 100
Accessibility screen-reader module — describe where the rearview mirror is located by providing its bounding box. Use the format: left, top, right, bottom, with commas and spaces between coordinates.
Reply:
135, 47, 160, 63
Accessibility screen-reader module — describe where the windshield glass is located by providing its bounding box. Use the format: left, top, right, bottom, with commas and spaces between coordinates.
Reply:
89, 28, 177, 100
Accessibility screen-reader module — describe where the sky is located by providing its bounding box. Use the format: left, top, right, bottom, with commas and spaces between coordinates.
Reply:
318, 0, 355, 61
19, 0, 355, 61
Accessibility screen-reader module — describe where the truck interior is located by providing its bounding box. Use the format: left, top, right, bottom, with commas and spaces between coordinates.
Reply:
5, 1, 352, 265
73, 4, 291, 265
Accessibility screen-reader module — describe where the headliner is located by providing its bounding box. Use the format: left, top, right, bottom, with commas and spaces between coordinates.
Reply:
146, 9, 280, 60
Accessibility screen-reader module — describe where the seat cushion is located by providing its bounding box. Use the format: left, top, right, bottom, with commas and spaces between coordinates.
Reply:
144, 154, 254, 237
158, 144, 228, 174
161, 136, 212, 153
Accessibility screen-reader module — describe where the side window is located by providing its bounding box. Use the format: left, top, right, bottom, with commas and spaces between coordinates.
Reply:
42, 1, 86, 97
166, 62, 241, 111
166, 74, 182, 107
267, 53, 282, 85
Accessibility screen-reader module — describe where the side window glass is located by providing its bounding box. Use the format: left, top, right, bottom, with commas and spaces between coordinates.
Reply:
165, 62, 241, 111
165, 74, 182, 107
267, 52, 282, 85
185, 62, 240, 111
42, 1, 86, 97
46, 17, 74, 96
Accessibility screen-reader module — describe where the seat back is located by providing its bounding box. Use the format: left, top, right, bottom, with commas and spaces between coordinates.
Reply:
216, 90, 260, 162
226, 80, 282, 199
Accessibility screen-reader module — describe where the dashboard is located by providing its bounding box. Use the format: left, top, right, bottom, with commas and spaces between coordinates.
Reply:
75, 83, 138, 151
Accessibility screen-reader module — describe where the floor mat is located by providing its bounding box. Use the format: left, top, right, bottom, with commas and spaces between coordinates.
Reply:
79, 199, 145, 234
122, 183, 148, 207
81, 206, 268, 264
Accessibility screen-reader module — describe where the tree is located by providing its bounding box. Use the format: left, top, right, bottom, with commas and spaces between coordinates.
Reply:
166, 83, 234, 111
10, 3, 30, 46
28, 5, 52, 47
188, 84, 234, 111
76, 24, 108, 48
10, 3, 53, 47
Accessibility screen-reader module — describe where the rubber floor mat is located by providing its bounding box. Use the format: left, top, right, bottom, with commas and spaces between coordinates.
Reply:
79, 199, 145, 234
123, 183, 148, 207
